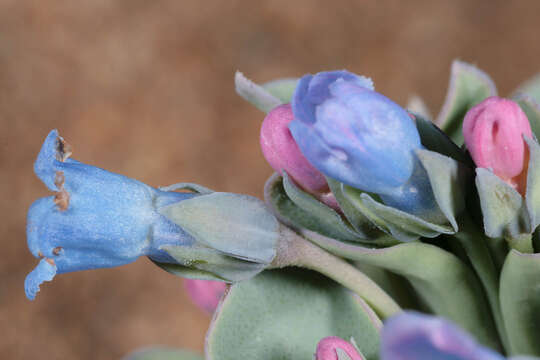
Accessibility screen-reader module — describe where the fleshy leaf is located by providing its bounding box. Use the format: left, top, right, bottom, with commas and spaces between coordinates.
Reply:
160, 192, 279, 264
123, 347, 203, 360
281, 172, 361, 241
416, 149, 469, 231
513, 73, 540, 105
476, 168, 530, 238
513, 93, 540, 140
235, 71, 283, 113
262, 78, 298, 103
500, 250, 540, 356
525, 137, 540, 232
206, 269, 381, 360
303, 230, 500, 350
436, 60, 497, 144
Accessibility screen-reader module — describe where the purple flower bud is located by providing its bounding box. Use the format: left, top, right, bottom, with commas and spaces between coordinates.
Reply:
381, 312, 504, 360
184, 279, 227, 313
316, 336, 365, 360
463, 96, 532, 194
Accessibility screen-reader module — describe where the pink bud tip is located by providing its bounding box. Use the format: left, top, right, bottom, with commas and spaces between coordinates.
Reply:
316, 336, 365, 360
261, 104, 329, 193
184, 279, 227, 313
463, 96, 532, 194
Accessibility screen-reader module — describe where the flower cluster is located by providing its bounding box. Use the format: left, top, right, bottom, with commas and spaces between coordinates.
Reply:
25, 62, 540, 360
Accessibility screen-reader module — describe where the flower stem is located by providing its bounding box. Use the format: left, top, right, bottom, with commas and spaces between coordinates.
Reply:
271, 225, 401, 319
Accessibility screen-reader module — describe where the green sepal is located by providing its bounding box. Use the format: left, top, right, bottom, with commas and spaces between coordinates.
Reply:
342, 186, 454, 242
326, 177, 388, 240
476, 168, 530, 238
436, 60, 497, 144
156, 244, 266, 282
160, 192, 279, 264
123, 348, 203, 360
500, 250, 540, 356
416, 149, 470, 231
206, 269, 381, 360
158, 182, 214, 194
303, 230, 500, 350
235, 71, 283, 113
525, 136, 540, 232
264, 173, 394, 245
514, 93, 540, 141
262, 78, 298, 103
281, 171, 361, 241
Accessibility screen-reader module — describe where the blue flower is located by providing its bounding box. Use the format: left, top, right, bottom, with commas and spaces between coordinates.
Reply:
289, 70, 437, 216
381, 312, 504, 360
25, 130, 196, 300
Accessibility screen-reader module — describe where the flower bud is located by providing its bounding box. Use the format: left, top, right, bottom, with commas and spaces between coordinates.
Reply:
381, 312, 504, 360
463, 96, 532, 194
289, 70, 439, 217
184, 279, 227, 313
261, 104, 338, 209
315, 336, 365, 360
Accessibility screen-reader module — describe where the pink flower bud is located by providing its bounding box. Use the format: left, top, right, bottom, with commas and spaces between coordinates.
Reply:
183, 279, 227, 313
463, 96, 532, 194
315, 336, 365, 360
261, 104, 329, 194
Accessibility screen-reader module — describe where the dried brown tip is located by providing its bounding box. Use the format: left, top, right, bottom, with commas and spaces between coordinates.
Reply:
52, 247, 62, 256
54, 189, 70, 211
54, 171, 65, 189
55, 137, 73, 162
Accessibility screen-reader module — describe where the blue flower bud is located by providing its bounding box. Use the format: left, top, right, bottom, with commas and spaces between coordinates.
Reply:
25, 130, 196, 300
290, 70, 438, 217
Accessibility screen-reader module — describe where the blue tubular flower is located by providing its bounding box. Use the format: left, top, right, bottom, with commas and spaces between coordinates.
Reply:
290, 70, 437, 216
25, 130, 196, 300
381, 312, 504, 360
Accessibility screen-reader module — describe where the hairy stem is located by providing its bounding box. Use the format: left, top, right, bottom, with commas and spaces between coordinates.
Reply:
271, 225, 401, 319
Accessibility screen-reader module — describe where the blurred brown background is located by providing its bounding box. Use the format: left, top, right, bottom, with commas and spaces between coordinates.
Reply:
2, 0, 540, 359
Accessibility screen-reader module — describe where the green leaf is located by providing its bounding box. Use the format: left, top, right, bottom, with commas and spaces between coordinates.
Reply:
513, 72, 540, 105
160, 192, 279, 264
303, 230, 500, 350
513, 93, 540, 141
436, 60, 497, 144
262, 78, 298, 103
500, 250, 540, 356
235, 71, 282, 113
343, 187, 454, 242
416, 149, 469, 231
123, 348, 203, 360
526, 137, 540, 232
157, 245, 265, 282
206, 269, 381, 360
476, 168, 530, 238
281, 172, 361, 241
